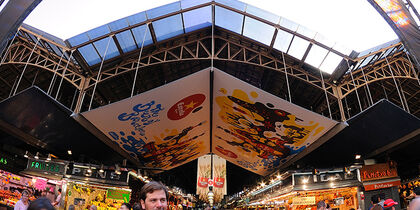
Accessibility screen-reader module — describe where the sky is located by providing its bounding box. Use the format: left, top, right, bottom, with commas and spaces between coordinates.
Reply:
22, 0, 420, 52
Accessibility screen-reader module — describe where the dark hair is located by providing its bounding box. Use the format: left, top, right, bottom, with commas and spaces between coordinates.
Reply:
371, 195, 380, 204
140, 181, 168, 201
22, 190, 30, 196
28, 197, 55, 210
121, 203, 131, 209
317, 201, 326, 210
68, 204, 75, 210
132, 203, 141, 210
58, 189, 62, 193
414, 187, 420, 195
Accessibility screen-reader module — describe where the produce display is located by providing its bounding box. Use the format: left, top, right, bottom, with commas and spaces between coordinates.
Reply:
0, 190, 35, 207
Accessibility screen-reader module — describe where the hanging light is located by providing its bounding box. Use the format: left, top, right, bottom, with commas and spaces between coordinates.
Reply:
46, 154, 51, 161
99, 164, 104, 173
24, 151, 29, 158
87, 166, 92, 173
355, 154, 361, 159
34, 152, 39, 159
67, 150, 72, 155
115, 164, 121, 175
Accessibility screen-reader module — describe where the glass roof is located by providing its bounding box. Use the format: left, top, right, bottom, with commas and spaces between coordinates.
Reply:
63, 0, 359, 73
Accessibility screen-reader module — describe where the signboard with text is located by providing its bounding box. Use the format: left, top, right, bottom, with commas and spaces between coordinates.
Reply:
364, 180, 401, 191
107, 189, 131, 202
360, 163, 398, 182
65, 165, 129, 186
25, 158, 66, 175
293, 197, 316, 205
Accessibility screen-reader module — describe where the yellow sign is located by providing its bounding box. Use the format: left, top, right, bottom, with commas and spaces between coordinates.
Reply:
292, 197, 316, 205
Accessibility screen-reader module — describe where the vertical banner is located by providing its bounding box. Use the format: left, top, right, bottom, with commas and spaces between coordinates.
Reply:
212, 155, 227, 203
196, 155, 211, 201
196, 154, 227, 203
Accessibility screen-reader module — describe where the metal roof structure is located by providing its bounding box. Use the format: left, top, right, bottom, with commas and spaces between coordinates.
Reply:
0, 0, 419, 195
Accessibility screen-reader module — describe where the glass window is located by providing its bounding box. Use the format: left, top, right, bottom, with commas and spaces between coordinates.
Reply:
68, 33, 90, 47
314, 33, 335, 48
181, 0, 211, 9
305, 44, 329, 68
146, 2, 181, 19
87, 25, 111, 40
92, 37, 120, 60
279, 17, 298, 32
50, 44, 64, 58
131, 25, 153, 47
215, 0, 246, 11
243, 17, 275, 46
273, 30, 293, 52
115, 30, 137, 53
78, 44, 101, 66
127, 12, 147, 25
152, 14, 184, 42
215, 6, 244, 34
358, 55, 374, 68
320, 52, 343, 74
245, 5, 280, 24
183, 6, 212, 33
333, 43, 352, 56
108, 18, 129, 31
288, 36, 310, 60
296, 25, 316, 39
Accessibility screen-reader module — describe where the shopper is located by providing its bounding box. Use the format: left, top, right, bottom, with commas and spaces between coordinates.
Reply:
120, 203, 131, 210
316, 201, 327, 210
52, 189, 62, 208
132, 203, 141, 210
370, 195, 384, 210
89, 205, 97, 210
409, 187, 420, 210
140, 181, 168, 210
14, 190, 30, 210
27, 197, 54, 210
383, 199, 398, 210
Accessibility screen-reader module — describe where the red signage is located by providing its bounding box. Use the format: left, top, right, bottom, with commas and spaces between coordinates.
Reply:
167, 94, 205, 120
214, 177, 225, 188
360, 163, 398, 181
364, 180, 401, 191
197, 177, 209, 188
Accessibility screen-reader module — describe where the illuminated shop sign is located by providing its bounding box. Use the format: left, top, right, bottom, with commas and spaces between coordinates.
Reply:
26, 159, 66, 174
65, 165, 129, 185
294, 170, 358, 186
360, 163, 398, 181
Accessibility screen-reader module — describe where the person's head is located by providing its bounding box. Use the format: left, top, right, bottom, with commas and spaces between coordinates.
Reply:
371, 195, 380, 204
68, 204, 75, 210
58, 189, 62, 194
21, 190, 30, 203
89, 205, 97, 210
28, 197, 55, 210
132, 203, 142, 210
384, 199, 398, 210
414, 187, 420, 196
120, 203, 131, 210
140, 181, 169, 210
317, 201, 327, 210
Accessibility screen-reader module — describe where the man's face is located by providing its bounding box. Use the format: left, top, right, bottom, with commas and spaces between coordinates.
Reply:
141, 190, 167, 210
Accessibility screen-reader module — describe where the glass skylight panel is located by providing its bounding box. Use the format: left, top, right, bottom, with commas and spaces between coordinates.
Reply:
87, 25, 111, 40
92, 37, 119, 60
108, 18, 129, 32
273, 30, 294, 52
115, 31, 137, 53
288, 36, 310, 60
245, 5, 280, 24
67, 33, 90, 47
183, 6, 212, 33
215, 0, 246, 11
146, 2, 181, 20
181, 0, 211, 9
279, 17, 299, 32
127, 12, 147, 26
215, 6, 244, 34
243, 17, 275, 46
78, 44, 101, 66
359, 55, 374, 68
305, 44, 329, 68
51, 44, 64, 58
320, 52, 343, 74
296, 25, 316, 39
131, 25, 153, 47
314, 33, 335, 48
152, 14, 184, 42
333, 43, 352, 56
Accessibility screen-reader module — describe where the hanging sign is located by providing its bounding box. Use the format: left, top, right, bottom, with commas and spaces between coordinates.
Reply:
360, 163, 398, 182
26, 158, 66, 175
65, 165, 129, 186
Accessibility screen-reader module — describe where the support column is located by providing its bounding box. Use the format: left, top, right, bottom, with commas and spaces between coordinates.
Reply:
73, 76, 90, 114
332, 85, 346, 122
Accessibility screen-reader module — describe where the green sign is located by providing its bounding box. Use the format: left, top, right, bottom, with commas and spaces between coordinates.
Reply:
0, 158, 7, 165
27, 159, 65, 174
107, 189, 131, 203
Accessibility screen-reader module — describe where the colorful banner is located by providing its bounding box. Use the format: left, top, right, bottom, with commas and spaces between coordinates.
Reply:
196, 154, 227, 203
196, 155, 211, 201
212, 69, 338, 175
107, 189, 131, 202
82, 69, 211, 170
